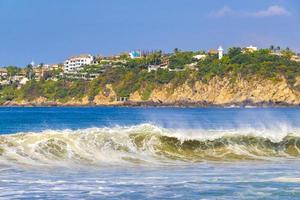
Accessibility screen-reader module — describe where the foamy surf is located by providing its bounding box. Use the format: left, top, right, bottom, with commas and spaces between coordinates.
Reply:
1, 124, 300, 167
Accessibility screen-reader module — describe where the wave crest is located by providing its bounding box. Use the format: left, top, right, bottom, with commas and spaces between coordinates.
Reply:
1, 124, 300, 166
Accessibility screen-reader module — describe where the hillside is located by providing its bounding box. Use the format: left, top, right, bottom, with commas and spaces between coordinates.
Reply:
1, 47, 300, 106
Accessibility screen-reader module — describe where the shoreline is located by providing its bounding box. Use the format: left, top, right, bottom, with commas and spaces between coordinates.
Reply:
1, 100, 299, 108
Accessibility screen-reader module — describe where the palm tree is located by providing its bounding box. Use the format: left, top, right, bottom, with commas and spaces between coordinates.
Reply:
276, 46, 281, 52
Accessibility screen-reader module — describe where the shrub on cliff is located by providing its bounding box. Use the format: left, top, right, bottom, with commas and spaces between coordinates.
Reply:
0, 85, 17, 102
1, 48, 300, 104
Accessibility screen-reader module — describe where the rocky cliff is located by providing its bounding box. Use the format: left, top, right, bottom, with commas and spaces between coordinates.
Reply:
139, 76, 300, 105
5, 76, 300, 106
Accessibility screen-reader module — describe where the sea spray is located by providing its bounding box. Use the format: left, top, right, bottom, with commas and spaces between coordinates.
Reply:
1, 124, 300, 167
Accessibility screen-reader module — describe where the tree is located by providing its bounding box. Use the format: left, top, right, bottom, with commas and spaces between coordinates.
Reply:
146, 51, 162, 65
169, 51, 194, 69
25, 64, 34, 79
227, 47, 242, 59
0, 85, 17, 102
174, 48, 180, 54
6, 66, 20, 77
281, 49, 295, 59
276, 46, 281, 52
119, 53, 129, 60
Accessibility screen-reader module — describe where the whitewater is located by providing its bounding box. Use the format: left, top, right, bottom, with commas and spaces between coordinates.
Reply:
0, 107, 300, 199
1, 124, 300, 167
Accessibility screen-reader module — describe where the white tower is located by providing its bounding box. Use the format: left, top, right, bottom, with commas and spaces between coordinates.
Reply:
31, 61, 35, 67
218, 46, 224, 60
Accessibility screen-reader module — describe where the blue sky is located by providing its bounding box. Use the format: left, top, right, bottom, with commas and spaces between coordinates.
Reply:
0, 0, 299, 66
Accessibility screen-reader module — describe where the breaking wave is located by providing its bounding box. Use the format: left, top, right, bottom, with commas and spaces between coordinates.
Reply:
1, 124, 300, 167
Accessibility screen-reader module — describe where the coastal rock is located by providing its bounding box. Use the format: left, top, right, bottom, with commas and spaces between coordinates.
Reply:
3, 76, 300, 107
93, 84, 121, 105
146, 76, 300, 105
88, 76, 300, 106
129, 91, 142, 101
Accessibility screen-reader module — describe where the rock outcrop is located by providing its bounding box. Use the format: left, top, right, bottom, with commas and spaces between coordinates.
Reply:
142, 77, 300, 105
5, 76, 300, 106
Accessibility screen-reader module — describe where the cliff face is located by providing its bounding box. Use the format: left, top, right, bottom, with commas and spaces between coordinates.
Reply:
139, 77, 300, 105
95, 76, 300, 106
6, 76, 300, 106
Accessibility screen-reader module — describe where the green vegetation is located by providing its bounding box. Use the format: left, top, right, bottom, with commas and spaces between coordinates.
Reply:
0, 85, 18, 102
0, 47, 299, 103
197, 48, 300, 84
169, 50, 194, 69
6, 66, 21, 77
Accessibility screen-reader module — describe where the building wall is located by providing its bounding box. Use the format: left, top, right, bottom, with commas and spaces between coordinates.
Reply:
64, 55, 94, 73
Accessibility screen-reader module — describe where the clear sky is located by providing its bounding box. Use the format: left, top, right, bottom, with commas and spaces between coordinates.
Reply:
0, 0, 299, 66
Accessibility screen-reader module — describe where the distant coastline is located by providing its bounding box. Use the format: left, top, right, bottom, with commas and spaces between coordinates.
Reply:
0, 46, 300, 107
1, 99, 299, 108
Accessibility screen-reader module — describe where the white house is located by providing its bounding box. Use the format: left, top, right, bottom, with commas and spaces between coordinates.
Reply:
148, 64, 168, 72
0, 68, 7, 78
148, 65, 160, 72
186, 62, 198, 70
242, 45, 258, 53
0, 80, 9, 85
291, 55, 300, 62
193, 54, 207, 60
49, 64, 60, 70
64, 54, 94, 73
19, 77, 29, 85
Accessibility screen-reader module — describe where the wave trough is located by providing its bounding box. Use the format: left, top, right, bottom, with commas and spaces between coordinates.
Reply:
1, 124, 300, 167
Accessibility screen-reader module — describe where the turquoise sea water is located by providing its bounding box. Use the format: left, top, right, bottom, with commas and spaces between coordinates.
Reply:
0, 107, 300, 199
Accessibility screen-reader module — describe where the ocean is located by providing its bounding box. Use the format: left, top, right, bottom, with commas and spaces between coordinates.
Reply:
0, 107, 300, 199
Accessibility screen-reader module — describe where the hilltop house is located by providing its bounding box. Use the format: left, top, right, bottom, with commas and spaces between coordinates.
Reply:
270, 50, 300, 62
291, 55, 300, 62
147, 64, 168, 72
33, 66, 52, 80
0, 67, 29, 86
0, 68, 8, 78
48, 64, 61, 70
193, 54, 207, 60
242, 45, 258, 53
19, 77, 29, 85
208, 49, 218, 55
64, 54, 94, 73
96, 55, 128, 68
147, 56, 169, 72
207, 46, 224, 60
129, 51, 142, 59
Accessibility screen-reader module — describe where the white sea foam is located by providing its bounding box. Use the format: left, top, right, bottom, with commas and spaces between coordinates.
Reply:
0, 123, 300, 167
272, 177, 300, 183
